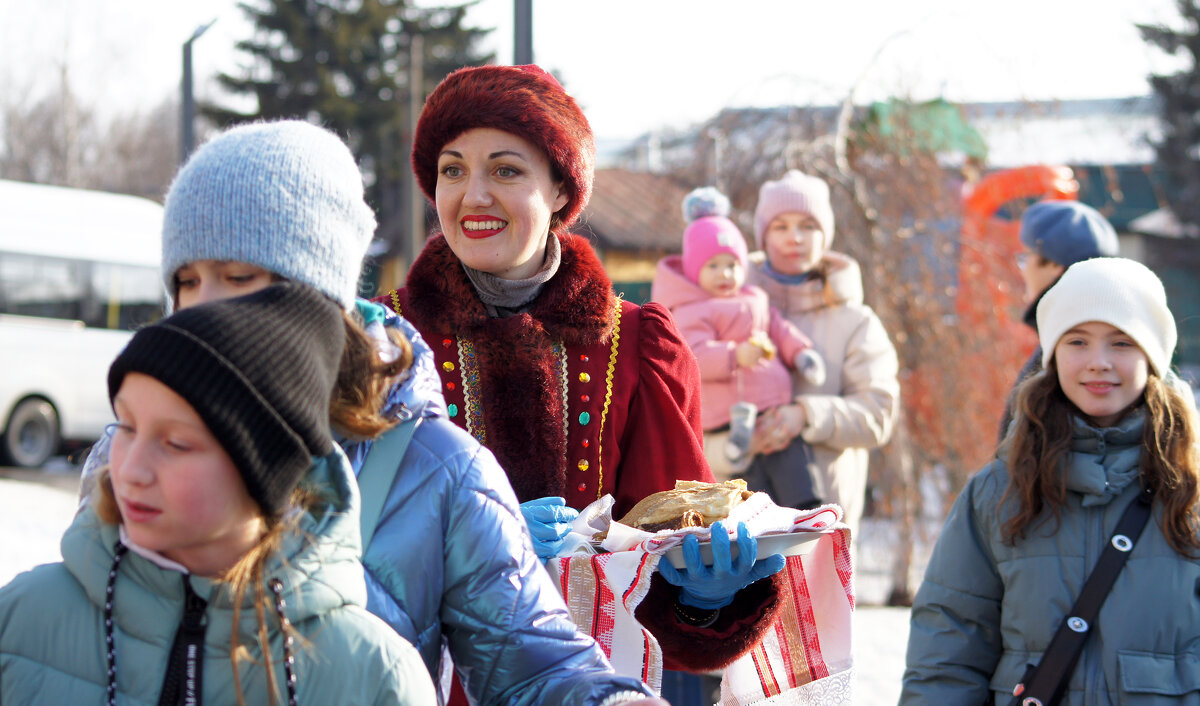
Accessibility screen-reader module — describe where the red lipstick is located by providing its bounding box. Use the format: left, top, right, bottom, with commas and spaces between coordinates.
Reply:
460, 215, 507, 239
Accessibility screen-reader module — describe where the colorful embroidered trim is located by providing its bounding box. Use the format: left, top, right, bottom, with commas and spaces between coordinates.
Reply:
554, 340, 569, 471
457, 337, 486, 446
594, 298, 622, 500
388, 289, 402, 317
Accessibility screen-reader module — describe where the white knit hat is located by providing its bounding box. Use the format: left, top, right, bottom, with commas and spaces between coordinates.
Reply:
1037, 257, 1176, 376
753, 170, 835, 249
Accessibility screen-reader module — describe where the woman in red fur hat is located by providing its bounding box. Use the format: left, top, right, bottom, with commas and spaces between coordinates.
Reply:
377, 64, 786, 687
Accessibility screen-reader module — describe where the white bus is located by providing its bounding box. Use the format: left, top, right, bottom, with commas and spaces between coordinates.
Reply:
0, 179, 164, 468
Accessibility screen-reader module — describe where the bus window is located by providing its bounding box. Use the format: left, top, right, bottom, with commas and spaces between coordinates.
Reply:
90, 262, 162, 330
0, 253, 87, 322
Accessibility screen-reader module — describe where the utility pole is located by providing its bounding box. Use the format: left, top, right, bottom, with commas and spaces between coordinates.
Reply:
180, 19, 216, 164
407, 34, 425, 269
514, 0, 532, 65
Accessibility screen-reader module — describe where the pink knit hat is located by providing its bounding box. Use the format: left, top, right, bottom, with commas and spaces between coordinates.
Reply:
754, 170, 835, 249
681, 187, 749, 283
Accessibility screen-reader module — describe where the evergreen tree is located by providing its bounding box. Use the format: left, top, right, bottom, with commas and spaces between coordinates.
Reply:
205, 0, 493, 246
1139, 0, 1200, 232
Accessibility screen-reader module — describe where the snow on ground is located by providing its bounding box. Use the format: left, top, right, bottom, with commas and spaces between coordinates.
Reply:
0, 478, 80, 586
0, 477, 910, 705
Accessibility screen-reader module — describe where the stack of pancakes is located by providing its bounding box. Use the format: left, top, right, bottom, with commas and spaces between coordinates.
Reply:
617, 479, 754, 532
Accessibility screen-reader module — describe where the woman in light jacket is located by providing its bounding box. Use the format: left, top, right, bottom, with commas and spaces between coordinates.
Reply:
747, 170, 900, 533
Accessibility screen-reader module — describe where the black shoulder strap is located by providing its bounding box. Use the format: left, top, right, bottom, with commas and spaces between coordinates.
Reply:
1008, 485, 1155, 706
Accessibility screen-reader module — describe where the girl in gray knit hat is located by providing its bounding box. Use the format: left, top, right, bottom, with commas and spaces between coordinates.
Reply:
903, 257, 1200, 705
77, 119, 661, 705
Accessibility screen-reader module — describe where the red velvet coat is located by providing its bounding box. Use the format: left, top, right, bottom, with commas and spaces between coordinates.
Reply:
376, 231, 782, 671
379, 232, 716, 515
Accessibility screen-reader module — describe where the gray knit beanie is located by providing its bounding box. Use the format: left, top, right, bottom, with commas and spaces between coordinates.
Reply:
162, 120, 376, 310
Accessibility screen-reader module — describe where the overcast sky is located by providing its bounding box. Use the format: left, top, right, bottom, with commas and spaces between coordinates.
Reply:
0, 0, 1185, 143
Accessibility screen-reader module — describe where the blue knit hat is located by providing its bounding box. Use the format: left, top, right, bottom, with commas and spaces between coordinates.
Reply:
162, 120, 376, 310
1019, 200, 1118, 267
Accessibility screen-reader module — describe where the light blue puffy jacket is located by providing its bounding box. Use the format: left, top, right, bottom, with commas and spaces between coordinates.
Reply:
902, 410, 1200, 705
340, 305, 652, 705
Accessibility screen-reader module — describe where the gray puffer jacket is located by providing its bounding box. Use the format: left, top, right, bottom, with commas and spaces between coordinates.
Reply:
902, 409, 1200, 705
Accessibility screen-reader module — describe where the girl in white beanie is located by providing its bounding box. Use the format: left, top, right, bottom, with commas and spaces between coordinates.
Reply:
903, 257, 1200, 704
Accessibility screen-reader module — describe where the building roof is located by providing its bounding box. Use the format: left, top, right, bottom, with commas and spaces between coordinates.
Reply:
615, 96, 1160, 173
965, 97, 1159, 168
575, 168, 690, 252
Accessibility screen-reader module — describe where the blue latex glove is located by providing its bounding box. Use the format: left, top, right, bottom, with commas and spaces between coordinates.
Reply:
657, 521, 786, 609
519, 496, 579, 561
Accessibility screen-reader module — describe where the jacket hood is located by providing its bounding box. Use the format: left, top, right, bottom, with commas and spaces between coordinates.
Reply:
372, 301, 448, 420
748, 250, 864, 312
62, 446, 369, 641
337, 299, 449, 469
651, 254, 758, 311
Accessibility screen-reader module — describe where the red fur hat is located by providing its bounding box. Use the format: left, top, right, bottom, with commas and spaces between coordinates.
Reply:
412, 64, 595, 229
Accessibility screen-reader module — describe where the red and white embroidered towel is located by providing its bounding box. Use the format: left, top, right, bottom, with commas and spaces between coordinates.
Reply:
548, 493, 854, 705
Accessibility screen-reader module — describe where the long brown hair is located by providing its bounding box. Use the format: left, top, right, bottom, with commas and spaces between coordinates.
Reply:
1001, 364, 1200, 555
331, 309, 412, 439
94, 468, 315, 706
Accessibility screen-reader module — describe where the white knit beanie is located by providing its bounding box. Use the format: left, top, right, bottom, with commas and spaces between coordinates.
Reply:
1037, 257, 1176, 376
162, 120, 377, 310
753, 170, 835, 249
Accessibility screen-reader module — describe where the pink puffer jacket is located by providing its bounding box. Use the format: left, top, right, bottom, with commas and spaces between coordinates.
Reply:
651, 255, 813, 429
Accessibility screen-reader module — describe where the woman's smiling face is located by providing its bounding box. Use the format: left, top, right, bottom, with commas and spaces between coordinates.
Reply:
435, 128, 568, 280
1054, 321, 1150, 428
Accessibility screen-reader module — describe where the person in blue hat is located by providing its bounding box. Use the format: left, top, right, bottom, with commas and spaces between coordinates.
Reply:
997, 200, 1119, 440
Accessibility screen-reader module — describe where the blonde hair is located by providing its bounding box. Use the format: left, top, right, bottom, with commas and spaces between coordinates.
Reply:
94, 468, 316, 705
1001, 365, 1200, 555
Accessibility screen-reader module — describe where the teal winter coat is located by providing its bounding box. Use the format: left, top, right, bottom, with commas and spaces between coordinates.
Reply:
73, 305, 656, 705
902, 410, 1200, 705
0, 450, 436, 705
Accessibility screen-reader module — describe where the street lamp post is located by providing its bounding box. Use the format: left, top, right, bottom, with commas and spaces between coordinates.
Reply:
514, 0, 532, 65
181, 20, 217, 164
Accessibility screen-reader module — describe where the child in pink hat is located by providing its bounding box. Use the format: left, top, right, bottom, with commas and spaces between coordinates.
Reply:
652, 187, 825, 508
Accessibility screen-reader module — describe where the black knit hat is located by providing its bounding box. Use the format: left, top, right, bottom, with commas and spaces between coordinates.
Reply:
108, 282, 345, 515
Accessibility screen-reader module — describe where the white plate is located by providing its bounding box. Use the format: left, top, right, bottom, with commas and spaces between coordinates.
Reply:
663, 530, 828, 569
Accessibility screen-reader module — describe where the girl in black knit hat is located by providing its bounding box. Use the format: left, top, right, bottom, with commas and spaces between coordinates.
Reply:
0, 283, 435, 705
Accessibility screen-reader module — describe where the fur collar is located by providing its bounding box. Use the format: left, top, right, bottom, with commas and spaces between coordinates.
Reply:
401, 231, 616, 502
403, 232, 615, 344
